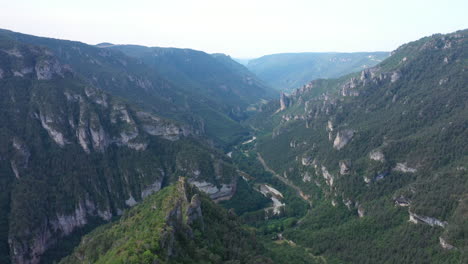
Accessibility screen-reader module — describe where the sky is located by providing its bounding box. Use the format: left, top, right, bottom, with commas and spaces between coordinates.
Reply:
1, 0, 467, 58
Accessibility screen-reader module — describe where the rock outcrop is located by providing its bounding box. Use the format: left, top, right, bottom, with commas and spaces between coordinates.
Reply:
339, 160, 351, 175
35, 58, 64, 80
393, 163, 417, 173
189, 181, 236, 200
321, 166, 334, 187
369, 149, 385, 162
301, 156, 313, 166
279, 92, 290, 111
333, 129, 355, 150
439, 237, 455, 250
408, 211, 447, 228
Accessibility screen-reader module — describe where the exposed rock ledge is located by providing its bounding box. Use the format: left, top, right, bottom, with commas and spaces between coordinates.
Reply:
339, 160, 351, 175
369, 149, 385, 161
408, 211, 447, 228
321, 166, 334, 186
393, 163, 417, 173
189, 181, 235, 201
439, 237, 455, 250
333, 129, 355, 150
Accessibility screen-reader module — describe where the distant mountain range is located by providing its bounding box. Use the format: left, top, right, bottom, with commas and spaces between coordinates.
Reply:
245, 52, 390, 91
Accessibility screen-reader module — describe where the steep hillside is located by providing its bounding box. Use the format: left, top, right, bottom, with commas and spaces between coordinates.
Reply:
248, 29, 468, 262
247, 52, 389, 91
0, 29, 272, 147
106, 44, 276, 141
109, 44, 274, 113
59, 178, 271, 264
0, 34, 242, 264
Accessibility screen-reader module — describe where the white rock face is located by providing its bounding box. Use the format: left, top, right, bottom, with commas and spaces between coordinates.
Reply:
279, 92, 289, 111
260, 184, 284, 198
77, 127, 90, 153
408, 211, 447, 227
141, 180, 162, 198
35, 59, 63, 80
12, 199, 108, 264
125, 196, 138, 207
333, 130, 354, 150
10, 161, 20, 179
270, 197, 285, 215
241, 136, 256, 145
393, 163, 417, 173
39, 113, 68, 146
408, 212, 419, 224
321, 166, 334, 186
339, 160, 350, 175
85, 87, 108, 108
344, 199, 353, 209
341, 77, 359, 96
118, 130, 138, 145
357, 205, 365, 218
190, 181, 234, 200
302, 156, 313, 166
53, 204, 88, 235
369, 149, 385, 161
10, 138, 30, 179
327, 120, 334, 132
394, 197, 410, 207
138, 111, 189, 141
439, 237, 455, 250
3, 48, 23, 57
390, 71, 401, 83
142, 123, 183, 141
125, 142, 148, 151
259, 184, 285, 215
439, 78, 448, 85
98, 209, 112, 221
302, 171, 312, 182
90, 123, 108, 151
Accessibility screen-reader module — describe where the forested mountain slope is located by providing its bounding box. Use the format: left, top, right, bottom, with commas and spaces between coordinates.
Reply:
248, 29, 468, 262
0, 32, 242, 264
108, 44, 275, 115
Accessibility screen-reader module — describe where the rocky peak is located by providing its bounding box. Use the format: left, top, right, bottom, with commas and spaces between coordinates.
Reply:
279, 92, 290, 111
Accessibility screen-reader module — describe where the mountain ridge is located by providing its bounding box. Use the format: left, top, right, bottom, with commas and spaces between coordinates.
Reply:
247, 51, 390, 91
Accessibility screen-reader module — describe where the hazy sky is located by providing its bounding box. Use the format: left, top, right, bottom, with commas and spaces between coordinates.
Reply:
1, 0, 467, 57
